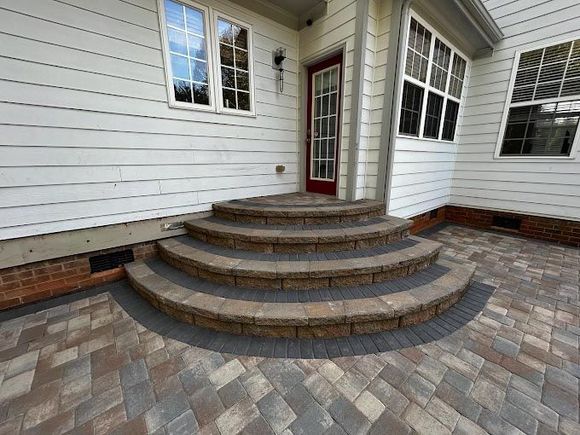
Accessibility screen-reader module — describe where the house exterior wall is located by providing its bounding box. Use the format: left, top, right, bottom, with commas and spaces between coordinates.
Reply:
0, 0, 300, 241
451, 0, 580, 221
387, 8, 471, 219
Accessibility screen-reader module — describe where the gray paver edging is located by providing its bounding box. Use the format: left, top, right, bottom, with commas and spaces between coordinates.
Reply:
109, 280, 495, 358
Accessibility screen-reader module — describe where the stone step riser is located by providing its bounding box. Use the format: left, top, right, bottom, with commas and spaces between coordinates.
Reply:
126, 260, 473, 338
186, 227, 410, 254
158, 242, 441, 290
214, 209, 384, 225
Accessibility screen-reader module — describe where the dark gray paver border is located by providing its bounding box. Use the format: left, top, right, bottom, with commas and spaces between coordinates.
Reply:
0, 275, 494, 359
111, 280, 495, 358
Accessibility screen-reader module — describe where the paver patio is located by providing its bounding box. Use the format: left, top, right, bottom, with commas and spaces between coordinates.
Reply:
0, 224, 578, 435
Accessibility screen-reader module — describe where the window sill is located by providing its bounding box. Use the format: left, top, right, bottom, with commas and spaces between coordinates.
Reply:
167, 101, 257, 118
396, 134, 456, 144
493, 154, 576, 161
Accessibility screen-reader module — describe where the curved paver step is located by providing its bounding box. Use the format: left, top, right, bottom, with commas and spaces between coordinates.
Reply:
213, 198, 385, 224
157, 235, 442, 290
125, 258, 475, 338
185, 215, 412, 253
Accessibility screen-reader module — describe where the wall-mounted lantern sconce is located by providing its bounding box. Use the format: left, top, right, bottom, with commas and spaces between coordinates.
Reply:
272, 47, 286, 93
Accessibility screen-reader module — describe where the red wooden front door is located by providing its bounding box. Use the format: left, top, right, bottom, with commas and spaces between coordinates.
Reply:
306, 54, 342, 195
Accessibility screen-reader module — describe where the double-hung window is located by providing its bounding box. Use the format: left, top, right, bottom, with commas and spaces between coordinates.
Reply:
398, 16, 467, 142
159, 0, 254, 115
497, 39, 580, 158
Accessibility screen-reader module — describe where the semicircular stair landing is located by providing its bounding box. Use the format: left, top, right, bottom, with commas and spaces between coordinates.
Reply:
126, 193, 476, 339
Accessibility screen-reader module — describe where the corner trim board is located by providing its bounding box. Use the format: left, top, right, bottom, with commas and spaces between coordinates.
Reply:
345, 0, 370, 201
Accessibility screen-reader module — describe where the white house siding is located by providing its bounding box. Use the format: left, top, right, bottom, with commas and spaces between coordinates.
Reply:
353, 0, 380, 200
364, 0, 393, 200
0, 0, 299, 240
299, 0, 357, 200
451, 0, 580, 221
388, 9, 470, 218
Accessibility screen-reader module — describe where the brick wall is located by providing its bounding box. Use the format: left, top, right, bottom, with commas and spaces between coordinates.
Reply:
446, 206, 580, 247
0, 242, 157, 310
409, 207, 446, 234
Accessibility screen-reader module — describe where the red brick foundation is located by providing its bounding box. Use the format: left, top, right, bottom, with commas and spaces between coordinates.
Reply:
445, 206, 580, 247
409, 207, 446, 234
0, 242, 157, 310
2, 205, 578, 311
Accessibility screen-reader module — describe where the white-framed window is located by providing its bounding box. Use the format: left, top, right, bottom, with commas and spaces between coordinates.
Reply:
495, 38, 580, 158
398, 14, 468, 142
214, 13, 254, 114
158, 0, 254, 115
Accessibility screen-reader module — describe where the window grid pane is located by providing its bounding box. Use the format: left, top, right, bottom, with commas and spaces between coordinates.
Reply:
405, 18, 432, 82
429, 39, 451, 92
449, 55, 466, 99
442, 100, 459, 141
399, 81, 424, 136
218, 18, 251, 111
424, 92, 444, 139
401, 17, 465, 142
500, 100, 580, 156
165, 0, 210, 105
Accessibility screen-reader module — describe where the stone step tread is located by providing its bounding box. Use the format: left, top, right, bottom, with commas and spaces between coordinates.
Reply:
125, 258, 475, 328
158, 235, 442, 279
185, 215, 411, 243
144, 258, 452, 302
213, 198, 385, 217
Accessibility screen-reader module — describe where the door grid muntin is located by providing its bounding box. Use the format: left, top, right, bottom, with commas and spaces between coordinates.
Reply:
310, 65, 339, 181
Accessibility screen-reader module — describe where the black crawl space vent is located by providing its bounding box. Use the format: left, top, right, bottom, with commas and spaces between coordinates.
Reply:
89, 249, 134, 273
492, 215, 522, 231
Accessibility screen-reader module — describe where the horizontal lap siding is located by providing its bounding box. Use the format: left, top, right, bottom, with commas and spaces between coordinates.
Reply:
451, 0, 580, 221
299, 0, 357, 200
0, 0, 300, 240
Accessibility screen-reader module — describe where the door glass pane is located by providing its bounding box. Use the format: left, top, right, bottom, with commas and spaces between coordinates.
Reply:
320, 139, 328, 158
311, 65, 339, 181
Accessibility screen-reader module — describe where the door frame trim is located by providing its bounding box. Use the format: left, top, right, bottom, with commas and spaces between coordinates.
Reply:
299, 43, 347, 195
306, 55, 343, 195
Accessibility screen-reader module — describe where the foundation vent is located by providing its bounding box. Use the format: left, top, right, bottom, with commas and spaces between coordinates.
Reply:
89, 249, 135, 273
492, 216, 521, 231
430, 209, 438, 219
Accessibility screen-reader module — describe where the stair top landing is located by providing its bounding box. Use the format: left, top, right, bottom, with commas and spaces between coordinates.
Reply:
213, 193, 385, 222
